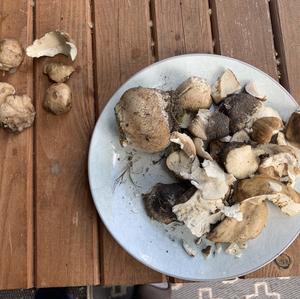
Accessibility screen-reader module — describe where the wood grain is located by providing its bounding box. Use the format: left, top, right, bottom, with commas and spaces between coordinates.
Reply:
0, 0, 33, 290
151, 0, 213, 282
269, 0, 300, 103
34, 0, 99, 287
151, 0, 213, 60
93, 0, 163, 285
211, 0, 278, 78
245, 0, 300, 278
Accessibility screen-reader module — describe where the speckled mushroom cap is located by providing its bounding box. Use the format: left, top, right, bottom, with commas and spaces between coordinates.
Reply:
115, 87, 172, 153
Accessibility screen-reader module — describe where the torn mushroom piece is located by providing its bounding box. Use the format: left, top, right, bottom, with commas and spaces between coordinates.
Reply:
207, 199, 268, 243
245, 81, 266, 101
175, 76, 212, 111
0, 82, 15, 105
188, 109, 230, 141
193, 137, 213, 161
211, 69, 241, 104
170, 131, 196, 158
43, 62, 75, 83
251, 117, 283, 144
230, 129, 250, 143
0, 94, 35, 132
234, 175, 300, 216
285, 111, 300, 148
0, 38, 24, 72
220, 143, 260, 179
26, 31, 77, 61
115, 87, 172, 153
142, 183, 194, 224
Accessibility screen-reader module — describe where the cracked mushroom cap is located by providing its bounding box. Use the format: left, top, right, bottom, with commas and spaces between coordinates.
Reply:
207, 200, 268, 243
0, 39, 24, 71
218, 93, 263, 133
0, 94, 35, 132
285, 111, 300, 148
115, 87, 171, 153
188, 110, 230, 141
170, 131, 196, 158
0, 82, 15, 105
143, 183, 194, 224
220, 142, 260, 179
176, 76, 212, 111
251, 117, 283, 144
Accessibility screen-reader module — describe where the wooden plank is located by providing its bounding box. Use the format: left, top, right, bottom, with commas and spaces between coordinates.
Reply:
211, 0, 278, 79
210, 0, 300, 278
269, 0, 300, 104
0, 0, 33, 290
151, 0, 213, 60
93, 0, 164, 285
246, 0, 300, 278
151, 0, 213, 282
35, 0, 99, 287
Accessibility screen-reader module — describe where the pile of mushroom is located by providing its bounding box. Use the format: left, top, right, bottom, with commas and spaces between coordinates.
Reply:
115, 68, 300, 258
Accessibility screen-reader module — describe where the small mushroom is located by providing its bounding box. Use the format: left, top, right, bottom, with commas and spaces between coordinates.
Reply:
285, 111, 300, 148
219, 93, 263, 133
115, 87, 171, 153
0, 39, 24, 72
251, 117, 283, 144
193, 137, 213, 161
188, 110, 230, 141
220, 143, 260, 179
245, 81, 266, 100
26, 31, 77, 61
212, 69, 241, 104
176, 76, 212, 111
44, 83, 72, 115
0, 94, 35, 132
207, 200, 268, 243
43, 62, 75, 83
142, 183, 192, 224
170, 131, 196, 158
0, 82, 15, 105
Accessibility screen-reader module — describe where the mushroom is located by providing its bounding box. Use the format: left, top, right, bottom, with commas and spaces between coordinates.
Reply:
209, 140, 224, 161
188, 110, 230, 141
44, 83, 72, 115
26, 31, 77, 61
193, 137, 213, 161
220, 143, 260, 179
285, 111, 300, 148
175, 76, 212, 111
251, 117, 283, 144
172, 190, 224, 238
230, 129, 250, 143
211, 69, 241, 104
0, 38, 24, 71
207, 200, 268, 243
218, 93, 263, 133
115, 87, 172, 153
245, 81, 266, 101
234, 175, 300, 216
43, 62, 75, 83
142, 183, 193, 224
0, 94, 35, 132
0, 82, 15, 105
170, 131, 196, 158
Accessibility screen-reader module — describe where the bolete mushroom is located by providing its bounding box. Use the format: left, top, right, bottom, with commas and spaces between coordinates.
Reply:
176, 76, 212, 111
188, 110, 230, 141
115, 87, 172, 153
0, 38, 24, 72
285, 111, 300, 148
211, 69, 241, 104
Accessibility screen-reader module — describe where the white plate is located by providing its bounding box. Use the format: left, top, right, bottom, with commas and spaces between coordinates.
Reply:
88, 54, 300, 280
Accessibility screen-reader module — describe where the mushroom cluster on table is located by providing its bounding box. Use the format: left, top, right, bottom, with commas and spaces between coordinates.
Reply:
114, 69, 300, 258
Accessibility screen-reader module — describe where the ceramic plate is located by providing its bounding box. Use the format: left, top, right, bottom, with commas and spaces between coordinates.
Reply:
88, 54, 300, 280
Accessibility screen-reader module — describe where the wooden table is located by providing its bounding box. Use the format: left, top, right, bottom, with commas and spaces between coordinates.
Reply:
0, 0, 299, 289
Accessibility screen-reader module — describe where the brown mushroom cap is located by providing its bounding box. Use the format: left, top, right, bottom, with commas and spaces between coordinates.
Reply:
285, 111, 300, 148
207, 200, 268, 243
0, 39, 24, 71
115, 87, 171, 153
